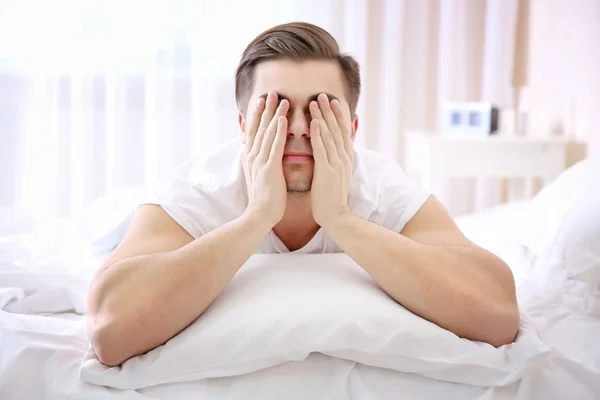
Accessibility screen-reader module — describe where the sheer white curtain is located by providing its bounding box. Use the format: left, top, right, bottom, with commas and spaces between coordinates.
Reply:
0, 0, 520, 217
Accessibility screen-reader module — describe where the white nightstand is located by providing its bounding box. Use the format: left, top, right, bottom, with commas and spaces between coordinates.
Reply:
403, 131, 568, 200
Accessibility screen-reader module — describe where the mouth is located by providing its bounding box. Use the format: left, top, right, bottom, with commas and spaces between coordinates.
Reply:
283, 154, 313, 163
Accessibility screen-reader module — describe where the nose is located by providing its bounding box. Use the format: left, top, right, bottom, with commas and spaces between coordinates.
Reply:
287, 107, 311, 139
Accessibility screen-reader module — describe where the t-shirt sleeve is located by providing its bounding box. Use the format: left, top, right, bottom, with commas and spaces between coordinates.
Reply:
140, 180, 209, 239
376, 164, 431, 234
136, 160, 218, 239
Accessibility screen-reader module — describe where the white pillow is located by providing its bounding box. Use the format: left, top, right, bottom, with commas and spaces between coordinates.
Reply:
517, 156, 600, 258
0, 207, 40, 236
534, 193, 600, 286
80, 254, 548, 390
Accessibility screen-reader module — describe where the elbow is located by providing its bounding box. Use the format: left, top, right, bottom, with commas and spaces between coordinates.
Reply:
472, 256, 520, 347
490, 305, 520, 348
475, 302, 520, 348
88, 318, 133, 367
451, 282, 520, 347
87, 273, 137, 366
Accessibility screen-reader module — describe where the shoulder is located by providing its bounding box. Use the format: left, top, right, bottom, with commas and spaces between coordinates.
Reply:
352, 145, 421, 196
351, 146, 430, 232
169, 139, 243, 185
143, 139, 247, 238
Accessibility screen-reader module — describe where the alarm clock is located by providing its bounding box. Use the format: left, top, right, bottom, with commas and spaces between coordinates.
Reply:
440, 102, 499, 136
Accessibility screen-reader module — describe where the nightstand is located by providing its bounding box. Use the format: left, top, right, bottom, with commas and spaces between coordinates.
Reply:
403, 131, 568, 201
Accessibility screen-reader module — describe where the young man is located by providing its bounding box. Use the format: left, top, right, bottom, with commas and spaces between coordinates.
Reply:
87, 22, 519, 366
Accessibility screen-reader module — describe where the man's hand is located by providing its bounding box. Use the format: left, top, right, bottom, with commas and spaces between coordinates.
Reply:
242, 92, 289, 227
309, 93, 354, 228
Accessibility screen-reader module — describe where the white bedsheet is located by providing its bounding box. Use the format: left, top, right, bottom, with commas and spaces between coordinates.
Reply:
1, 205, 600, 399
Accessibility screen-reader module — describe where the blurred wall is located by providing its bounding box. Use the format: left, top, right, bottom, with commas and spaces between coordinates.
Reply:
526, 0, 600, 155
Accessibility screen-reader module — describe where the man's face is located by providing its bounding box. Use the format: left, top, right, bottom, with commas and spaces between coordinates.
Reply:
239, 59, 358, 194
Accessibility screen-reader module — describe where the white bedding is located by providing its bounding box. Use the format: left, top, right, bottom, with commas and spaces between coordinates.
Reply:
1, 201, 600, 399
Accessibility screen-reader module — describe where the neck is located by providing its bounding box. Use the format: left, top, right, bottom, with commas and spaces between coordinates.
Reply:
272, 192, 320, 251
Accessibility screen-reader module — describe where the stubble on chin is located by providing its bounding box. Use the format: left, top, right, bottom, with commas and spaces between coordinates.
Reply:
285, 180, 312, 195
284, 166, 313, 195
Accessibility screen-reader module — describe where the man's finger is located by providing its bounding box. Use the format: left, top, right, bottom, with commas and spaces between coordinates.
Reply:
331, 99, 353, 158
317, 93, 341, 139
259, 99, 289, 163
257, 91, 279, 133
310, 119, 328, 165
317, 95, 345, 161
309, 99, 323, 120
251, 91, 279, 156
310, 101, 338, 165
244, 97, 265, 153
269, 116, 288, 162
320, 118, 339, 164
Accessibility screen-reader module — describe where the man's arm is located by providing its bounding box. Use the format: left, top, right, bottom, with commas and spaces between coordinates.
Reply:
87, 205, 272, 366
323, 196, 520, 347
87, 91, 290, 366
307, 93, 518, 347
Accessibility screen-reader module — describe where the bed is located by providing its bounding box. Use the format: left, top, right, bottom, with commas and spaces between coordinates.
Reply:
1, 159, 599, 400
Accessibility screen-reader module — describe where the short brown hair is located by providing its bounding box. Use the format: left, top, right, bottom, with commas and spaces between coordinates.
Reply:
235, 22, 361, 116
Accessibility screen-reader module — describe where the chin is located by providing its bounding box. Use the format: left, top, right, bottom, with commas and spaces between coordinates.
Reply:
284, 173, 312, 194
287, 189, 311, 196
285, 183, 312, 194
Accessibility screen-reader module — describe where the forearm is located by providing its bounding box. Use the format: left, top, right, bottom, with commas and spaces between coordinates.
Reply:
324, 213, 519, 346
88, 211, 272, 365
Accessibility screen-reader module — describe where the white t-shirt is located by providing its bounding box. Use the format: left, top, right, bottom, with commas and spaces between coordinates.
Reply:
144, 139, 430, 254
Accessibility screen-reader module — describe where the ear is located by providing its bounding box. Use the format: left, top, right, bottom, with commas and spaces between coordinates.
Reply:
238, 111, 246, 143
351, 115, 359, 141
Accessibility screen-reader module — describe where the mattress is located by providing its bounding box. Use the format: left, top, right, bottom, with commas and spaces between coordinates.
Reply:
1, 201, 599, 399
